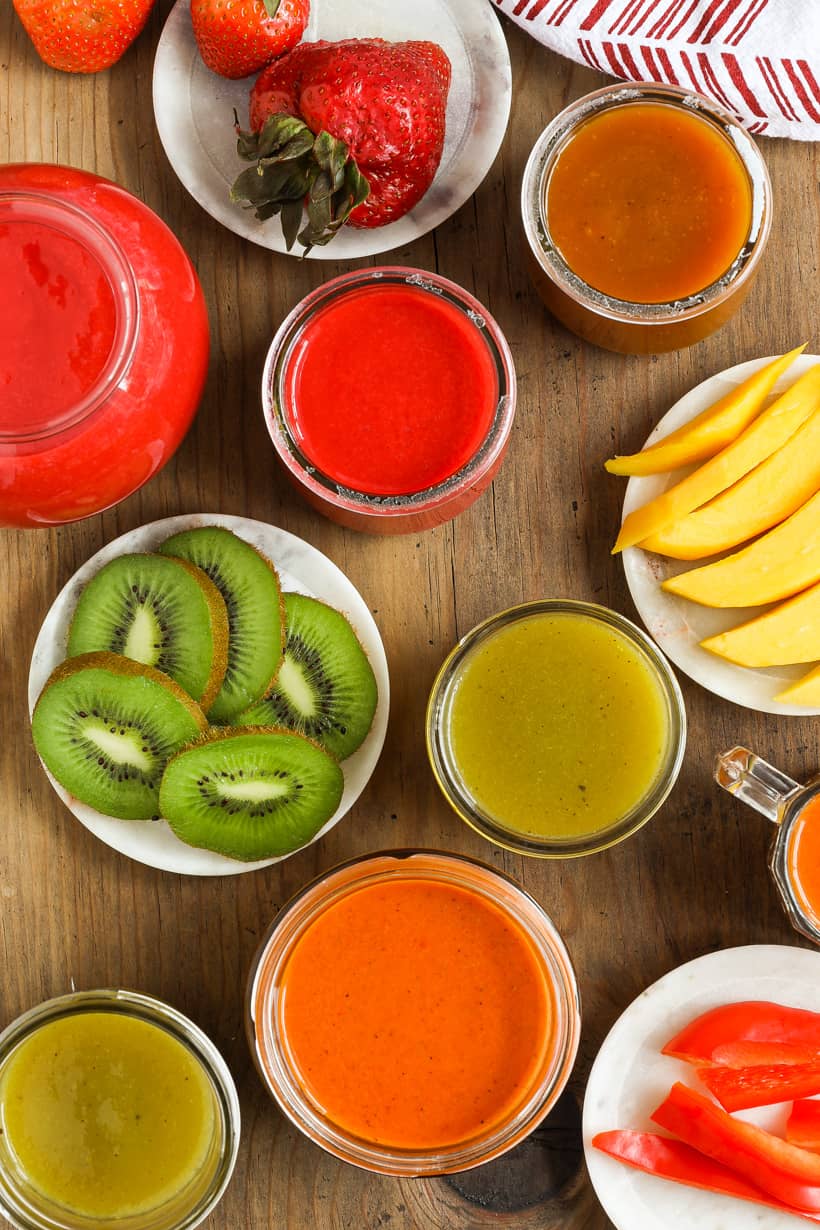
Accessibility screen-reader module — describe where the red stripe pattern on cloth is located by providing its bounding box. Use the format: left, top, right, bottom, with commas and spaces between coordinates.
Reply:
492, 0, 820, 138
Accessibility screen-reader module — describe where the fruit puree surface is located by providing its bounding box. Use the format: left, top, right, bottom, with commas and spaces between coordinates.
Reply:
0, 220, 117, 432
788, 795, 820, 927
284, 283, 499, 496
546, 102, 752, 303
0, 1012, 216, 1218
447, 612, 669, 839
278, 879, 552, 1149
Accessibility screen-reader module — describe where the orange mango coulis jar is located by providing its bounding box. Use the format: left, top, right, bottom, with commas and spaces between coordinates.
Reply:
522, 84, 772, 353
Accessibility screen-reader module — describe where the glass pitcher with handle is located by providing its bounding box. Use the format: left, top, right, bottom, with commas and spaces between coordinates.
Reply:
716, 746, 820, 946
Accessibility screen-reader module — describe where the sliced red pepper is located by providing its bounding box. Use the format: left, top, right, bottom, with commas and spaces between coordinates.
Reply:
651, 1081, 820, 1212
789, 1102, 820, 1152
663, 1002, 820, 1067
593, 1130, 820, 1223
699, 1062, 820, 1111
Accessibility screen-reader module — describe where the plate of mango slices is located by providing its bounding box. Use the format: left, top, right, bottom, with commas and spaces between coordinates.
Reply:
609, 348, 820, 716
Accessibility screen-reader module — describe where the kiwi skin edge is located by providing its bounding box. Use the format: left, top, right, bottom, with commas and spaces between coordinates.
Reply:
36, 651, 211, 726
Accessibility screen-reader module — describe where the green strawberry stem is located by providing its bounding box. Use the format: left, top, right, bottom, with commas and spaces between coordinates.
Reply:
262, 0, 281, 16
231, 113, 370, 254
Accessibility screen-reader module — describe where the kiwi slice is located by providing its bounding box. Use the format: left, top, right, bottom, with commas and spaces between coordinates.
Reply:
67, 553, 229, 711
31, 652, 207, 820
159, 527, 285, 724
237, 594, 377, 761
159, 728, 344, 861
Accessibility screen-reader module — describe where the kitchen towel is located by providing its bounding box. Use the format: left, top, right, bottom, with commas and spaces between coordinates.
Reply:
493, 0, 820, 139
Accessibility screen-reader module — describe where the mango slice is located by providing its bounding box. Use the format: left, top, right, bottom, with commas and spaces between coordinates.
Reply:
701, 580, 820, 667
606, 346, 805, 477
662, 491, 820, 608
643, 409, 820, 560
614, 364, 820, 553
776, 664, 820, 706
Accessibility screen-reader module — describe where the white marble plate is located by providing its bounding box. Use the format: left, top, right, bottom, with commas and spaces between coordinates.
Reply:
152, 0, 511, 259
28, 514, 389, 877
584, 944, 820, 1230
621, 354, 820, 716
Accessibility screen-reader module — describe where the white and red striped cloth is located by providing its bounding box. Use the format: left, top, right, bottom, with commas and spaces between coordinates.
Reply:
494, 0, 820, 139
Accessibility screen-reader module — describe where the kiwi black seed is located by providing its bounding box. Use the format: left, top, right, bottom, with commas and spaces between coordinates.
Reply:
31, 652, 208, 820
237, 593, 378, 761
159, 527, 285, 724
159, 727, 344, 861
67, 553, 229, 710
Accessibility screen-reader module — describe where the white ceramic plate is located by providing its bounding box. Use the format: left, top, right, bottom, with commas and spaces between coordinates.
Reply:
152, 0, 511, 259
622, 354, 820, 716
584, 944, 820, 1230
28, 514, 389, 877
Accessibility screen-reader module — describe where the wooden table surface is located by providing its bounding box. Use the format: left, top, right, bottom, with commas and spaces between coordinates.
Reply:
2, 5, 819, 1227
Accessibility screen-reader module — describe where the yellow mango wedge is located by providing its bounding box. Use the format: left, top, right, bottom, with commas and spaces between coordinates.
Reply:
662, 491, 820, 607
776, 664, 820, 706
614, 364, 820, 554
701, 580, 820, 667
643, 408, 820, 559
606, 346, 805, 477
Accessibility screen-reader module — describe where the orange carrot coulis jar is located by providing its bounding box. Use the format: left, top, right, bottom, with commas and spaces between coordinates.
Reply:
522, 84, 771, 353
246, 851, 580, 1175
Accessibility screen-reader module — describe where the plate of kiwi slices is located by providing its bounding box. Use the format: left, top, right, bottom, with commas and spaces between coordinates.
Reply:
28, 514, 389, 876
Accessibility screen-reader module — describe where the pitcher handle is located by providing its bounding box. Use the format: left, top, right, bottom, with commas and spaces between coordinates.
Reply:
715, 746, 803, 825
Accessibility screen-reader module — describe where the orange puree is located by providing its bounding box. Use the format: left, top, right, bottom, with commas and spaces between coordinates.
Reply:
788, 795, 820, 926
278, 879, 552, 1149
546, 102, 752, 303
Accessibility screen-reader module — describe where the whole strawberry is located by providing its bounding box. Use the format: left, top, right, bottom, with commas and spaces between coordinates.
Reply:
13, 0, 154, 72
231, 38, 452, 251
191, 0, 309, 80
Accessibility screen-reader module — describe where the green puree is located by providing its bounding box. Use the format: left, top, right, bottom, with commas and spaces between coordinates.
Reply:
448, 612, 669, 839
0, 1013, 217, 1219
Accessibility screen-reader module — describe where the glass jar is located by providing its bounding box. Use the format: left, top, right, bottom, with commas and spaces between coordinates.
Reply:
247, 850, 580, 1175
427, 600, 686, 857
521, 84, 772, 354
716, 746, 820, 946
0, 164, 209, 527
262, 268, 516, 534
0, 989, 240, 1230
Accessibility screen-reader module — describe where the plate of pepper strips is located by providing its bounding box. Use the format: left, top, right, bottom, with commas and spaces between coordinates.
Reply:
584, 946, 820, 1228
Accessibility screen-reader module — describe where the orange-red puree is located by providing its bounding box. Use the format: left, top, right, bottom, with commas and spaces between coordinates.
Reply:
546, 102, 752, 303
278, 879, 552, 1149
788, 795, 820, 927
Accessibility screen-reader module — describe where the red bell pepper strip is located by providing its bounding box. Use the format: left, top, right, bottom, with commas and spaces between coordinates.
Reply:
663, 1002, 820, 1067
789, 1102, 820, 1152
593, 1130, 820, 1223
699, 1062, 820, 1112
652, 1081, 820, 1212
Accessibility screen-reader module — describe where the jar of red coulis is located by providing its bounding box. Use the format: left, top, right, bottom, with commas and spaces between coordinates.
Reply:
0, 164, 209, 527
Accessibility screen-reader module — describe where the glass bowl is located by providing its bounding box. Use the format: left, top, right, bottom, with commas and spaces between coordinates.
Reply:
427, 600, 686, 857
246, 849, 580, 1175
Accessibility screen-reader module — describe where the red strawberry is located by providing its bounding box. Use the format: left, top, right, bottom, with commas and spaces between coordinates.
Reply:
191, 0, 309, 80
231, 38, 452, 251
12, 0, 155, 73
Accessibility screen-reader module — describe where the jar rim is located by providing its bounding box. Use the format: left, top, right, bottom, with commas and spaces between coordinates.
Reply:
246, 848, 581, 1175
0, 989, 240, 1230
426, 599, 687, 858
521, 82, 772, 327
0, 190, 140, 446
261, 267, 516, 521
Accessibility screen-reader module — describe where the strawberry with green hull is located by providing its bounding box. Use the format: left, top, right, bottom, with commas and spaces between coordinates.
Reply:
13, 0, 155, 72
232, 38, 452, 252
191, 0, 308, 81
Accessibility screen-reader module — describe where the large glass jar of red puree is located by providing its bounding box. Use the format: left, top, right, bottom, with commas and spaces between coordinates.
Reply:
0, 164, 209, 527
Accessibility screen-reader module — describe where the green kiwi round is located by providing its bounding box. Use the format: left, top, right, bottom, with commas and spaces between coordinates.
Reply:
31, 652, 208, 820
159, 527, 285, 724
67, 553, 228, 710
159, 727, 344, 861
236, 593, 377, 760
